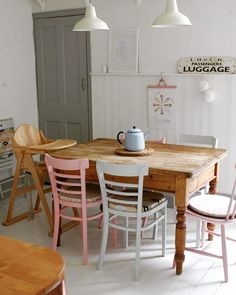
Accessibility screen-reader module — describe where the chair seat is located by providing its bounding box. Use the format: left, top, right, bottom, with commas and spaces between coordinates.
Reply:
188, 194, 236, 218
109, 191, 166, 213
60, 183, 101, 203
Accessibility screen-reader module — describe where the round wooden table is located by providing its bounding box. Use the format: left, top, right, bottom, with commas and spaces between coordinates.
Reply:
0, 236, 66, 294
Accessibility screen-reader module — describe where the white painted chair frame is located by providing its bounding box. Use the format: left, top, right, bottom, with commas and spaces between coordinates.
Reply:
185, 168, 236, 282
96, 160, 167, 281
177, 133, 218, 247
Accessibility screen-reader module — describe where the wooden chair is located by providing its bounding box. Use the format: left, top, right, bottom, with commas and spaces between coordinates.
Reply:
2, 124, 76, 231
45, 154, 103, 265
184, 166, 236, 282
96, 160, 167, 281
2, 124, 53, 228
0, 235, 66, 294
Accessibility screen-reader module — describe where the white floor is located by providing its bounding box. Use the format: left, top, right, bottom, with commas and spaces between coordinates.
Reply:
1, 195, 236, 295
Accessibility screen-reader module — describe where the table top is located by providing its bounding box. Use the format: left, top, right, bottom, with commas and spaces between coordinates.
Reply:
0, 236, 65, 294
50, 138, 227, 177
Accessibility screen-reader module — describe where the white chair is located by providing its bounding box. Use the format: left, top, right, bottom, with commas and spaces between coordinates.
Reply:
96, 160, 167, 281
177, 133, 218, 247
185, 167, 236, 282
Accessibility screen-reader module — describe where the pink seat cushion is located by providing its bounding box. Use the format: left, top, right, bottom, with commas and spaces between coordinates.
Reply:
188, 194, 236, 218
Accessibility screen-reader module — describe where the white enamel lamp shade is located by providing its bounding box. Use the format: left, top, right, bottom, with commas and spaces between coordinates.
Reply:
152, 0, 192, 28
73, 3, 109, 31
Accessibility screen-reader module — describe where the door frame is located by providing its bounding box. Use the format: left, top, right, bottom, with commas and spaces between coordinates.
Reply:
33, 9, 93, 140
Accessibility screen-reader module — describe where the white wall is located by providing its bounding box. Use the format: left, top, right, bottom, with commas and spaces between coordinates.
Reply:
26, 0, 236, 193
0, 0, 38, 129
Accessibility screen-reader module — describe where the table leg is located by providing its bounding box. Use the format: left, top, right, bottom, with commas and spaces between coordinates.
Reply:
174, 175, 188, 275
174, 206, 186, 275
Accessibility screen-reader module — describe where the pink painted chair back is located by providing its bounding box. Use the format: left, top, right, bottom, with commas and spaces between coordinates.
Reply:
184, 167, 236, 282
45, 153, 103, 265
145, 137, 166, 145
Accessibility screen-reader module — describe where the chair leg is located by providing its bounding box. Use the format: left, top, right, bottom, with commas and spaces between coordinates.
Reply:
79, 208, 88, 265
134, 218, 142, 281
162, 207, 167, 256
98, 216, 103, 229
201, 221, 206, 248
172, 256, 176, 269
52, 205, 60, 250
152, 213, 158, 240
23, 172, 34, 220
62, 279, 67, 295
221, 225, 228, 282
98, 214, 109, 270
124, 217, 129, 248
196, 220, 201, 248
141, 216, 147, 237
111, 217, 117, 248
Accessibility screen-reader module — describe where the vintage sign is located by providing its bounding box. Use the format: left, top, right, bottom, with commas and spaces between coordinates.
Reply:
177, 56, 236, 74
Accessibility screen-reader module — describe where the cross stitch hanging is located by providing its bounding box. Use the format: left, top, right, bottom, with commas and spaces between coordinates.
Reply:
0, 118, 14, 160
148, 75, 177, 131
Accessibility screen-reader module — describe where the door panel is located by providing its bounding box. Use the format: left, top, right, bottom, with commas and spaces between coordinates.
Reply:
34, 12, 91, 143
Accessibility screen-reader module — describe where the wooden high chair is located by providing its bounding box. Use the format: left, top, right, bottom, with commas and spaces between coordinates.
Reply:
2, 124, 77, 231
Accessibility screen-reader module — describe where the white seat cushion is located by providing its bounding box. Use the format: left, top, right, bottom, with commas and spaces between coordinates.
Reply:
188, 194, 236, 218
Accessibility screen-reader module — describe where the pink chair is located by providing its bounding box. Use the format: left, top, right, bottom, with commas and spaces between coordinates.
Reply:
183, 168, 236, 282
145, 137, 166, 145
45, 153, 103, 265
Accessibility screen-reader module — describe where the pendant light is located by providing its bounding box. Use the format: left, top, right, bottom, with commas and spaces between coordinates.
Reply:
152, 0, 191, 28
73, 0, 109, 31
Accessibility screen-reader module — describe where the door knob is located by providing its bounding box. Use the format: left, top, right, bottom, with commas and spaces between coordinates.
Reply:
81, 78, 86, 91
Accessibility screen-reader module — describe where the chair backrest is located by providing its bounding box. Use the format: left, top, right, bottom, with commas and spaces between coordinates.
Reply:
146, 137, 166, 145
178, 134, 218, 148
226, 168, 236, 220
12, 124, 48, 147
45, 153, 89, 204
96, 160, 149, 217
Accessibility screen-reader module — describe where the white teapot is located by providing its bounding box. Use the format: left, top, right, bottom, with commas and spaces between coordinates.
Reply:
117, 126, 147, 151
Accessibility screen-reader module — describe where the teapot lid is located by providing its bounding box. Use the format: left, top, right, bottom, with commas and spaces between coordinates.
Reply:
127, 126, 142, 133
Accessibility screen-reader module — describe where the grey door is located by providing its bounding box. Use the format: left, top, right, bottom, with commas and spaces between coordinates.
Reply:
34, 10, 92, 142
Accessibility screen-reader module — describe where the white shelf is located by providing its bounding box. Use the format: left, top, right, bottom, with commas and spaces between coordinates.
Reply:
91, 72, 236, 77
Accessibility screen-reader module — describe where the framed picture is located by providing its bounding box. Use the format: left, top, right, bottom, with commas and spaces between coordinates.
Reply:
148, 80, 177, 131
109, 29, 139, 73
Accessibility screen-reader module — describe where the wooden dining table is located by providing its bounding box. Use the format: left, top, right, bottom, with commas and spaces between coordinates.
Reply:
51, 137, 227, 275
